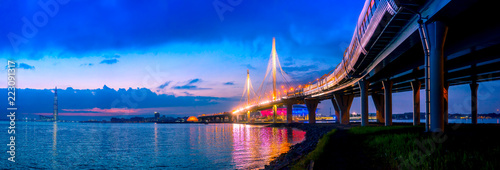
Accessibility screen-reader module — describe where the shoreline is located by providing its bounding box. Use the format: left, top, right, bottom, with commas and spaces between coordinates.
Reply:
263, 122, 413, 169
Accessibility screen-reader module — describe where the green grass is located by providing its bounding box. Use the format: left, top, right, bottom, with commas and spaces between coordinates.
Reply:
352, 125, 500, 169
292, 125, 500, 169
349, 125, 413, 134
292, 129, 336, 170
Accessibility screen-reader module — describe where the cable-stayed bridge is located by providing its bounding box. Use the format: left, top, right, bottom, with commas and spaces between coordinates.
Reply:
231, 0, 500, 132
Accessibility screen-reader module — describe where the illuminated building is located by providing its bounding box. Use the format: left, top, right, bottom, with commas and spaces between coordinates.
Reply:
154, 112, 160, 119
187, 116, 199, 122
260, 105, 314, 117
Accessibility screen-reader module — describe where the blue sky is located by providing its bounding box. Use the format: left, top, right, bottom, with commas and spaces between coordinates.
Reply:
1, 0, 499, 120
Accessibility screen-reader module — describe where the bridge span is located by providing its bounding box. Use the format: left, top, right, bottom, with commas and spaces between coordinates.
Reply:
232, 0, 500, 132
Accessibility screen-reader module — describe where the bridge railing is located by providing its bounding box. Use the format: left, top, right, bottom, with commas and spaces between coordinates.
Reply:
292, 0, 399, 97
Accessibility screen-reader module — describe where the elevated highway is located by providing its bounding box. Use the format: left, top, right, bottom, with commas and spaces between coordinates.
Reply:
232, 0, 500, 132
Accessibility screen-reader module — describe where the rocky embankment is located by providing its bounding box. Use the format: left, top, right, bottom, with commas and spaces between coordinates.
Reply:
264, 123, 347, 169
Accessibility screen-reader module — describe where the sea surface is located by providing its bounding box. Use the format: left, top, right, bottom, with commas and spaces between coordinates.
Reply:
0, 122, 306, 169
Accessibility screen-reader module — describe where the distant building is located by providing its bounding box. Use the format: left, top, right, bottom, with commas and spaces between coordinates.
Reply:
53, 87, 58, 121
154, 112, 160, 119
39, 115, 54, 121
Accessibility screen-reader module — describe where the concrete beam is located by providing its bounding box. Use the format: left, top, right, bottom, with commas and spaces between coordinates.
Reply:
331, 98, 341, 124
429, 21, 447, 132
287, 104, 293, 123
247, 111, 251, 123
382, 80, 393, 126
411, 81, 421, 125
359, 79, 369, 126
334, 93, 354, 125
305, 99, 320, 124
470, 80, 478, 124
371, 93, 385, 123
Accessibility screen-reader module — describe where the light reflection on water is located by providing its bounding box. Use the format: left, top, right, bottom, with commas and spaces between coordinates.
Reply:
391, 118, 500, 124
232, 124, 305, 169
0, 122, 305, 169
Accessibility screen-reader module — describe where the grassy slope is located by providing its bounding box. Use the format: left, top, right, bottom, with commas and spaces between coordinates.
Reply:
292, 129, 337, 170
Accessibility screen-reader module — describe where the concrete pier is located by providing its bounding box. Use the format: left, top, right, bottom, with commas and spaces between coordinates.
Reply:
371, 93, 385, 123
272, 105, 277, 123
444, 82, 449, 124
382, 80, 393, 126
305, 99, 319, 124
359, 79, 369, 126
287, 104, 293, 123
429, 21, 447, 132
470, 79, 478, 124
411, 81, 421, 125
334, 93, 354, 124
331, 98, 341, 124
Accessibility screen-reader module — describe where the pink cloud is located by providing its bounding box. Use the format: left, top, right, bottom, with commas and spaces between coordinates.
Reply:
34, 107, 151, 117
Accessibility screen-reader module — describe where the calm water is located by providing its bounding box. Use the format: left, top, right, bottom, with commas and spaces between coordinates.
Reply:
0, 122, 305, 169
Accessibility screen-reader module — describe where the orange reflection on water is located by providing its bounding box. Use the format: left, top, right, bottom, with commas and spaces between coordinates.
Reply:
52, 122, 58, 169
231, 124, 306, 169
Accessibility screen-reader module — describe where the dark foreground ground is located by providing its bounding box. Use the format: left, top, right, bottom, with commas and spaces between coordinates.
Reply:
266, 123, 500, 170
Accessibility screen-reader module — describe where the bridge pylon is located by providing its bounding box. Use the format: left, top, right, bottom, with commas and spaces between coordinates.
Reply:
271, 38, 278, 123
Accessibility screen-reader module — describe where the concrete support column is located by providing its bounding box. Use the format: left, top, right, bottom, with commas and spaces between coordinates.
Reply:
359, 80, 369, 126
382, 80, 393, 126
272, 105, 277, 123
334, 93, 354, 124
470, 80, 478, 124
428, 21, 447, 132
286, 104, 293, 123
444, 82, 449, 125
411, 81, 421, 125
305, 99, 320, 124
247, 111, 251, 123
331, 98, 341, 124
371, 93, 385, 123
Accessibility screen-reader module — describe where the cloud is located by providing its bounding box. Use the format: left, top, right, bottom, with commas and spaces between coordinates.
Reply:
183, 92, 193, 96
5, 63, 35, 70
172, 78, 211, 90
172, 85, 211, 90
157, 81, 172, 89
282, 65, 318, 73
19, 63, 35, 70
104, 54, 121, 59
188, 78, 201, 84
80, 63, 94, 67
223, 82, 235, 85
242, 64, 256, 70
288, 66, 334, 84
100, 59, 119, 65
